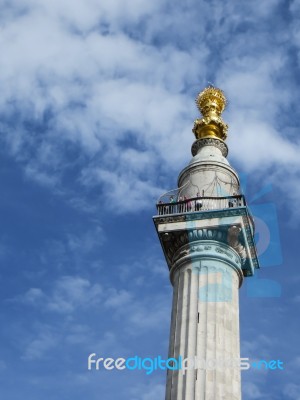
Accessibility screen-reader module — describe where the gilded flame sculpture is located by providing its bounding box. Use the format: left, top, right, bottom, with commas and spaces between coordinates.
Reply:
193, 86, 228, 141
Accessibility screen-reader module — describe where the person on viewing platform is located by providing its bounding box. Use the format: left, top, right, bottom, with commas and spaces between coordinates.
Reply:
232, 192, 242, 206
184, 195, 191, 212
196, 192, 203, 211
158, 200, 164, 215
169, 196, 175, 213
228, 197, 238, 208
178, 196, 183, 212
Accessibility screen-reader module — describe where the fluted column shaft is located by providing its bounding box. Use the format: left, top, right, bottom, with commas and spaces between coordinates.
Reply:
166, 240, 243, 400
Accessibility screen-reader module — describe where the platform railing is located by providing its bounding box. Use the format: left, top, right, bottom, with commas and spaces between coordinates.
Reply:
156, 195, 246, 216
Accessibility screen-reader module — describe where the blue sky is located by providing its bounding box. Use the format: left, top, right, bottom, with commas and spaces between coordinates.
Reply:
0, 0, 299, 398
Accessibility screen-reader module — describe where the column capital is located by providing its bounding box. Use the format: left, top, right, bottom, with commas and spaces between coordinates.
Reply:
170, 240, 244, 288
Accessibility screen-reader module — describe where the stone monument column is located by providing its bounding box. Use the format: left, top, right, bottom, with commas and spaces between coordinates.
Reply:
153, 87, 259, 400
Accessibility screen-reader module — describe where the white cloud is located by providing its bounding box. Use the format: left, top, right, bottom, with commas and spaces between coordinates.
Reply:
84, 168, 162, 213
126, 293, 170, 332
131, 383, 165, 400
23, 288, 45, 304
283, 383, 300, 399
241, 334, 276, 361
104, 289, 133, 308
64, 324, 92, 346
14, 276, 103, 313
47, 276, 102, 313
243, 382, 263, 399
0, 0, 299, 221
22, 324, 59, 361
67, 226, 105, 253
0, 0, 202, 213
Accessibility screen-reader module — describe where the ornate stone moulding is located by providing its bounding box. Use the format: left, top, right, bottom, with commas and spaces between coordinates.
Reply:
191, 137, 229, 157
163, 227, 228, 265
153, 207, 259, 278
169, 240, 244, 288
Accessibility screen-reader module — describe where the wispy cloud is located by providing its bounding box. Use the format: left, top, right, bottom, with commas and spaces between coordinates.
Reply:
243, 382, 264, 400
130, 382, 165, 400
16, 276, 102, 313
21, 324, 60, 361
283, 383, 300, 399
47, 276, 102, 313
1, 0, 299, 219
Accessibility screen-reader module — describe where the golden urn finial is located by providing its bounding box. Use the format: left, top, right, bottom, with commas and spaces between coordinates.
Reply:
193, 86, 228, 141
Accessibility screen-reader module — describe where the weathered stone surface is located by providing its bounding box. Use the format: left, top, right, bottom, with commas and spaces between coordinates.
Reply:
165, 243, 242, 400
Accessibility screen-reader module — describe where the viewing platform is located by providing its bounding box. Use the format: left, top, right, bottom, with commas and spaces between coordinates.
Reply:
156, 195, 246, 216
